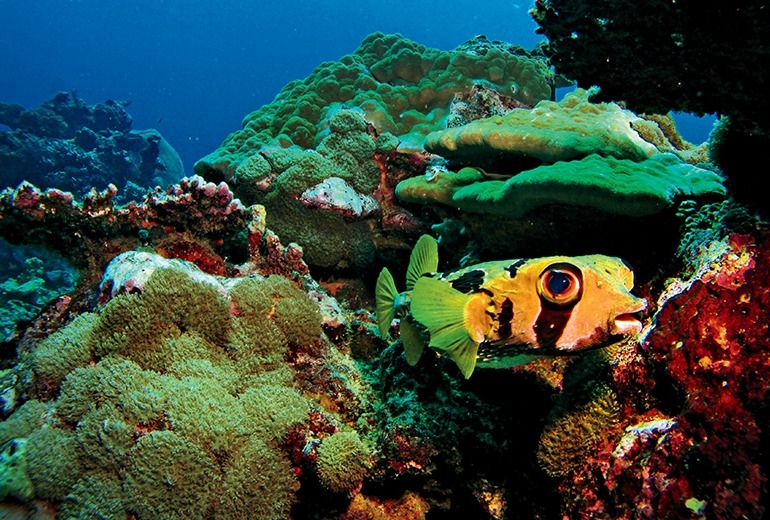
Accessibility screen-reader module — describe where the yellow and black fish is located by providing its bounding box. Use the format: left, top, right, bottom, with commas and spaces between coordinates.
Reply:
376, 235, 647, 378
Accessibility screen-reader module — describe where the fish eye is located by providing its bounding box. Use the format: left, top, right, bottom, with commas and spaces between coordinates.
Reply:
538, 263, 583, 307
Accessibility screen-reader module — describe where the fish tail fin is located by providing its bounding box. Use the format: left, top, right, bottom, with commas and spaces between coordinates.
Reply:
399, 318, 425, 365
375, 267, 398, 340
411, 276, 479, 378
405, 234, 439, 291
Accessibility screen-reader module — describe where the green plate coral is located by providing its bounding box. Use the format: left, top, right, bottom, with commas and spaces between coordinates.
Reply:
398, 154, 725, 217
424, 89, 659, 165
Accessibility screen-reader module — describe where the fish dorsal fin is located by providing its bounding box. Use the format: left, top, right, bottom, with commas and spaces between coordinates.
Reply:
375, 267, 398, 340
405, 235, 439, 291
399, 318, 425, 366
411, 276, 480, 378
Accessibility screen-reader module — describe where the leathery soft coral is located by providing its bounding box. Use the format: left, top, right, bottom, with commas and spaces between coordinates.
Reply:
0, 248, 374, 518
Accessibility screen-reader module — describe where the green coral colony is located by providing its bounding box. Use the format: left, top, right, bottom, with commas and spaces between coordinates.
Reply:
0, 26, 750, 520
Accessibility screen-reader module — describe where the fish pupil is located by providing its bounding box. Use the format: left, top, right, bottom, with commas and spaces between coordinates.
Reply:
548, 271, 571, 294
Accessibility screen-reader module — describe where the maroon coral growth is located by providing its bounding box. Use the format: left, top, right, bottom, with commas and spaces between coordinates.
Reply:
627, 233, 770, 518
0, 178, 252, 276
379, 427, 437, 477
157, 239, 227, 276
137, 175, 249, 235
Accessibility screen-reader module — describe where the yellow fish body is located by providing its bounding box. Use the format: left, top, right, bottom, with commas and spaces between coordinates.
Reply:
376, 235, 647, 378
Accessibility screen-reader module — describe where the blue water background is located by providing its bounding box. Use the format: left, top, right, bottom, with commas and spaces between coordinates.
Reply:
0, 0, 715, 175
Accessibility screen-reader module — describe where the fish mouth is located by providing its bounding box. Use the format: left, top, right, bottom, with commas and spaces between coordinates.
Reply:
612, 313, 643, 335
612, 300, 647, 336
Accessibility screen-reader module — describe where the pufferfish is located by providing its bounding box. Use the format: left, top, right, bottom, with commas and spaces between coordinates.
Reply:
376, 235, 647, 378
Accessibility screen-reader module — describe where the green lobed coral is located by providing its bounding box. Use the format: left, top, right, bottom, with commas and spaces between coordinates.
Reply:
192, 34, 554, 273
25, 426, 84, 500
217, 437, 300, 520
30, 312, 99, 388
226, 109, 383, 271
122, 430, 221, 519
194, 32, 553, 181
59, 471, 127, 520
424, 89, 660, 166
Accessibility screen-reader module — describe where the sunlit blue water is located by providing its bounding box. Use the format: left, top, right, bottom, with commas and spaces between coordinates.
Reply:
0, 1, 715, 174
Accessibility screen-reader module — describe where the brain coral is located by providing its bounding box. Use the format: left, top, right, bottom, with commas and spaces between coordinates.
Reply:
194, 32, 553, 181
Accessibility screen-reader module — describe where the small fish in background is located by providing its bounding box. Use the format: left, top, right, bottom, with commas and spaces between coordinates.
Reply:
376, 235, 647, 378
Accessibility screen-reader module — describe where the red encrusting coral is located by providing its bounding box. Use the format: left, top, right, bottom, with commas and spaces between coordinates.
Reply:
637, 233, 768, 519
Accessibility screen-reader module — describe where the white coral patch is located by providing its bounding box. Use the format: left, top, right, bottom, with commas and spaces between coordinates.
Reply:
299, 177, 379, 218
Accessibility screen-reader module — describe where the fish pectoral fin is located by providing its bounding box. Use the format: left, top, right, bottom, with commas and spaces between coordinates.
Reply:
411, 276, 480, 378
405, 235, 439, 291
447, 340, 480, 379
399, 318, 425, 366
375, 267, 398, 340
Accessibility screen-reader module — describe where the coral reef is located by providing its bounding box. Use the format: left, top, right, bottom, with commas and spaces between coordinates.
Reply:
394, 91, 724, 268
424, 88, 660, 166
194, 33, 553, 180
1, 31, 769, 520
527, 214, 770, 519
0, 175, 252, 275
398, 154, 725, 218
0, 91, 183, 200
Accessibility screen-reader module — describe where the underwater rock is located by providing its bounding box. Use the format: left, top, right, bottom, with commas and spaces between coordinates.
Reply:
0, 91, 183, 200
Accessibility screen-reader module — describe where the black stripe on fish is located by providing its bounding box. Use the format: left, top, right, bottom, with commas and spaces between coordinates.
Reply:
478, 340, 606, 362
477, 341, 533, 363
496, 297, 514, 338
505, 259, 526, 278
450, 269, 486, 293
533, 306, 572, 348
